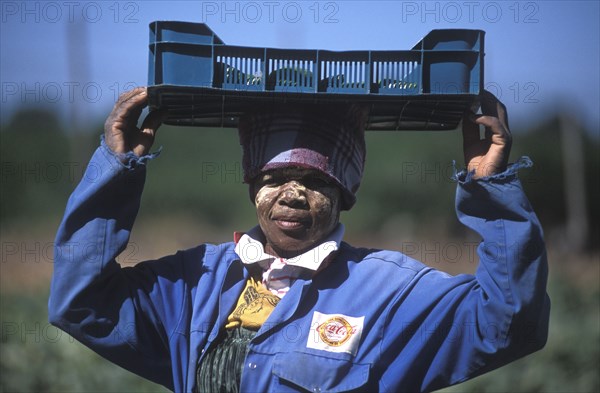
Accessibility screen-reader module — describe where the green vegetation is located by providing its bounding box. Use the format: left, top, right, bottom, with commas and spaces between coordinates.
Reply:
1, 291, 168, 392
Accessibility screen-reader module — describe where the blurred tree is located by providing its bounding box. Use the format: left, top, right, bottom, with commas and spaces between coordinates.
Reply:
1, 109, 71, 224
514, 116, 599, 252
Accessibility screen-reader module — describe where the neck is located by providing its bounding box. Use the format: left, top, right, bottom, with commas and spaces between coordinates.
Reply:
264, 242, 312, 259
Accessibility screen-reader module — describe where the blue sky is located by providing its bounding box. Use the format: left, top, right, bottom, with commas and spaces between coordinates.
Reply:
1, 1, 599, 134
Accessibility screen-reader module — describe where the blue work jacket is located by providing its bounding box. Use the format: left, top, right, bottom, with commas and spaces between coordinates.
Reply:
49, 142, 550, 392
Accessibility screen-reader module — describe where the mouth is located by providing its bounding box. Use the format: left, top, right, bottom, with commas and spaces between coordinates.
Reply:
271, 212, 311, 232
274, 219, 306, 230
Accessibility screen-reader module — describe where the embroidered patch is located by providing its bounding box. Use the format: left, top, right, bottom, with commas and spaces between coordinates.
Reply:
307, 311, 364, 355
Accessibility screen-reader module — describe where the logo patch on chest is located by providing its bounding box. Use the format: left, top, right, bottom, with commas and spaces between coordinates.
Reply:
307, 311, 364, 355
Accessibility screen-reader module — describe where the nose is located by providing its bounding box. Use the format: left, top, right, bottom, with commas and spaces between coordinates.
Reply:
278, 181, 308, 208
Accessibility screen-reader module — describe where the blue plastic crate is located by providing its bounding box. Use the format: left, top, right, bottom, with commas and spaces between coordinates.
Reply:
147, 21, 484, 130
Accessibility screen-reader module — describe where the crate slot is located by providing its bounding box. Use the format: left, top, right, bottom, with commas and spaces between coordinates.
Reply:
265, 49, 317, 92
372, 60, 420, 94
317, 51, 369, 93
319, 60, 367, 93
213, 46, 266, 91
217, 56, 264, 90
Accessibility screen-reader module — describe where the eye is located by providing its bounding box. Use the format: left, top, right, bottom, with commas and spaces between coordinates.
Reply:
256, 173, 284, 188
303, 175, 333, 189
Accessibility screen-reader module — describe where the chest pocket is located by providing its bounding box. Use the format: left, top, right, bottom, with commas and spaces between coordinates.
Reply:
272, 352, 370, 392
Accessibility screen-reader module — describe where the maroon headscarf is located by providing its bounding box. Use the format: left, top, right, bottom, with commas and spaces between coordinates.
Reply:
238, 103, 368, 210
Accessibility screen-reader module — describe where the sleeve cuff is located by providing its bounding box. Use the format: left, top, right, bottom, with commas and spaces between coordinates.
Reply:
100, 135, 162, 170
451, 156, 533, 185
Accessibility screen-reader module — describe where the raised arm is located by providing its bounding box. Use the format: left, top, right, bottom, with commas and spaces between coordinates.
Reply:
48, 89, 185, 389
380, 92, 550, 392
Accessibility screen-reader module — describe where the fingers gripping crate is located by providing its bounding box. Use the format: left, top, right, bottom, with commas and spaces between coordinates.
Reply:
148, 21, 484, 130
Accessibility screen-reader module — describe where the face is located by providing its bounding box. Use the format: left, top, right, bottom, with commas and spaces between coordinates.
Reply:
253, 167, 342, 258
